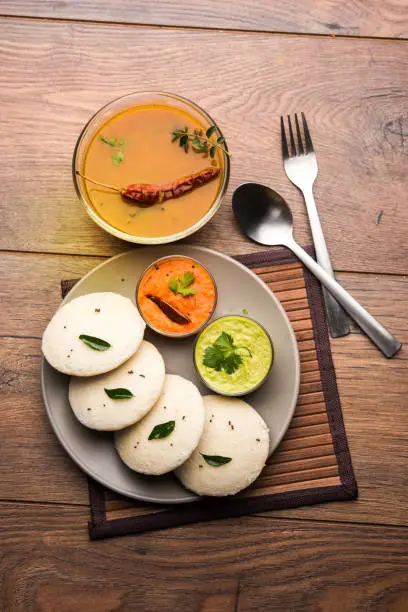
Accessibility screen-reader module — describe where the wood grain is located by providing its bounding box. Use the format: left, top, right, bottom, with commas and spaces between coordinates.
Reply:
1, 1, 408, 38
0, 252, 406, 527
1, 20, 408, 273
1, 502, 408, 611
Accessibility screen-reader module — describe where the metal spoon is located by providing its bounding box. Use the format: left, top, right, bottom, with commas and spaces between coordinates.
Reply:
232, 183, 401, 358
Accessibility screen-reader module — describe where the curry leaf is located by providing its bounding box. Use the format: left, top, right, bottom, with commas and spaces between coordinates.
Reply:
148, 420, 175, 440
170, 125, 231, 158
79, 334, 111, 351
104, 388, 134, 399
201, 453, 232, 467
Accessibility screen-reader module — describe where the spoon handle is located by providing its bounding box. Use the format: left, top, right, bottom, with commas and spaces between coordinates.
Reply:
288, 239, 402, 358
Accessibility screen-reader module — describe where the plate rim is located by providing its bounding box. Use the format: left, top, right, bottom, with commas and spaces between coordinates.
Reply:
41, 245, 300, 504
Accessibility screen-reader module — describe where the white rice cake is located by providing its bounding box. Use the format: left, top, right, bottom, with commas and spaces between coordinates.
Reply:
115, 374, 205, 475
68, 341, 165, 431
42, 292, 145, 376
175, 395, 269, 496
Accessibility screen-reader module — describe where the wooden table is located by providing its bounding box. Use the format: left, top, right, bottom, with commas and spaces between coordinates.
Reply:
1, 3, 407, 610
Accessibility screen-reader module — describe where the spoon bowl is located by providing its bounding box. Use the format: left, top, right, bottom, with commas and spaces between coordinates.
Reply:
233, 183, 294, 246
232, 182, 401, 358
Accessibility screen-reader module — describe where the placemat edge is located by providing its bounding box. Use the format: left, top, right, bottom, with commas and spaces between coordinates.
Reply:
88, 481, 353, 540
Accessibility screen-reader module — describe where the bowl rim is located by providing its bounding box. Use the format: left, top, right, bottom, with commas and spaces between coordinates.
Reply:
193, 314, 275, 397
72, 90, 230, 244
135, 254, 218, 338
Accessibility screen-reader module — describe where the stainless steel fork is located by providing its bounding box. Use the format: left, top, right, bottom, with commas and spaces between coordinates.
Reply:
281, 113, 350, 338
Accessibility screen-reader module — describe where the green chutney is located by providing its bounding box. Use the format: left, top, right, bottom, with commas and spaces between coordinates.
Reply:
195, 315, 273, 395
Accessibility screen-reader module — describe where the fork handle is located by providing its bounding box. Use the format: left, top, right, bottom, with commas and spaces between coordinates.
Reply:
303, 187, 350, 338
288, 239, 402, 358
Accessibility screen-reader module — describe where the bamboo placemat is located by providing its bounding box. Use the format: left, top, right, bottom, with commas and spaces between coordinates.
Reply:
61, 246, 357, 540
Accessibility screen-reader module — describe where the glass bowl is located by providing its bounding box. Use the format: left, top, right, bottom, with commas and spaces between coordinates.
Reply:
193, 315, 274, 396
72, 91, 230, 244
136, 255, 218, 338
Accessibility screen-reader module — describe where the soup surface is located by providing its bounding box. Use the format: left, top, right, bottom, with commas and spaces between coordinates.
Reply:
83, 104, 224, 237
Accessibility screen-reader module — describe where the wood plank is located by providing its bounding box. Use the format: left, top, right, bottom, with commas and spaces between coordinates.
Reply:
1, 1, 408, 39
1, 502, 408, 611
1, 20, 408, 273
0, 252, 406, 526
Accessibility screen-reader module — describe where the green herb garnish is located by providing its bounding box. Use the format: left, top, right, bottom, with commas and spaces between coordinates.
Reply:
168, 270, 197, 297
104, 388, 134, 400
99, 135, 117, 147
203, 331, 252, 374
201, 453, 232, 467
79, 334, 111, 351
148, 420, 175, 440
171, 125, 231, 158
99, 134, 126, 165
112, 150, 124, 165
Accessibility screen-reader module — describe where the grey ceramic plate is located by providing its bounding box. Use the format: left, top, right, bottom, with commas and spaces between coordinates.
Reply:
41, 245, 300, 504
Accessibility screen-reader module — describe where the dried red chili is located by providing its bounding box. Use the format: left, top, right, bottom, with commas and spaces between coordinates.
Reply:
146, 295, 191, 325
76, 167, 220, 205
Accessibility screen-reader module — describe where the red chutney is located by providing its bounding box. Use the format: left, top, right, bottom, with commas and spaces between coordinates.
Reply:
136, 256, 216, 336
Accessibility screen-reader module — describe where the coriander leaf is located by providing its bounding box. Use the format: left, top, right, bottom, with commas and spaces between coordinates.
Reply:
148, 420, 175, 440
214, 331, 234, 350
179, 286, 197, 297
202, 331, 250, 375
112, 151, 124, 165
168, 281, 179, 294
209, 146, 217, 159
99, 135, 118, 148
168, 271, 197, 297
118, 139, 125, 146
168, 278, 179, 294
203, 345, 225, 371
217, 136, 225, 144
79, 334, 111, 351
206, 125, 217, 138
201, 453, 232, 467
179, 271, 195, 288
104, 387, 134, 399
224, 352, 243, 374
99, 135, 112, 146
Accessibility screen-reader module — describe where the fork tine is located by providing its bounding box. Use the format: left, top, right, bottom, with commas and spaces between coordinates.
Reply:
301, 112, 314, 153
280, 116, 289, 159
294, 114, 304, 155
287, 115, 297, 156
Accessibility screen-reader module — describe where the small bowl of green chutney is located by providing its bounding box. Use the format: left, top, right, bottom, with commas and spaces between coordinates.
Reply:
194, 315, 274, 396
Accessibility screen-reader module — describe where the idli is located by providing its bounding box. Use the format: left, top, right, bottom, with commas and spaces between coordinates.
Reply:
115, 374, 204, 475
175, 395, 269, 496
42, 292, 145, 376
68, 341, 165, 431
